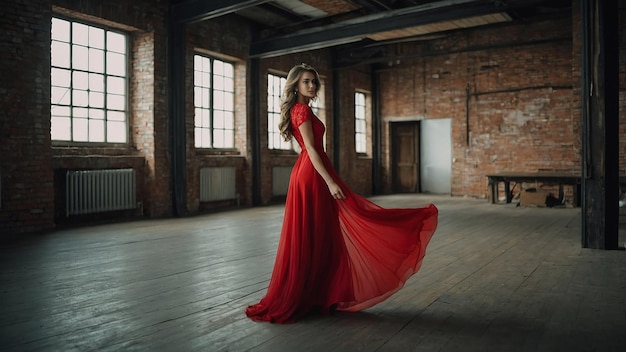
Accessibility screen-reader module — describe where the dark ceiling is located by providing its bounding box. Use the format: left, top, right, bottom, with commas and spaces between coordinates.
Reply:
171, 0, 576, 63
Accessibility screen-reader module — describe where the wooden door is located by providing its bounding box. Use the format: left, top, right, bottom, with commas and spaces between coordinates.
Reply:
392, 122, 420, 193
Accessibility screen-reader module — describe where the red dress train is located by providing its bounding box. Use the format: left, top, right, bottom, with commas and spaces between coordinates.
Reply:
246, 102, 438, 323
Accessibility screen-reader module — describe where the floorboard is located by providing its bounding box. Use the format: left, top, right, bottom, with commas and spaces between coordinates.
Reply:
1, 195, 625, 352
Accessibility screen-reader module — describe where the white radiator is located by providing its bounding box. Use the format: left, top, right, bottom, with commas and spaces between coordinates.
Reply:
66, 169, 136, 216
272, 166, 293, 196
200, 167, 237, 202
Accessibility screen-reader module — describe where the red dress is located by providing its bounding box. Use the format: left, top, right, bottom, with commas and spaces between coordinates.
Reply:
246, 102, 438, 323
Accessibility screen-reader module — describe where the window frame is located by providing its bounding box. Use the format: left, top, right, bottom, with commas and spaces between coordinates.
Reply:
193, 54, 236, 150
354, 91, 367, 154
50, 15, 130, 145
267, 72, 292, 151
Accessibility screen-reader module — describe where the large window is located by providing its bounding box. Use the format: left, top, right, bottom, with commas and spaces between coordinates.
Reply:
51, 17, 128, 143
267, 73, 291, 150
355, 91, 367, 153
194, 55, 235, 149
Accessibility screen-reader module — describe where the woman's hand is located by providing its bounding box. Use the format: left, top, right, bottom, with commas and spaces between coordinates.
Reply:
327, 181, 345, 200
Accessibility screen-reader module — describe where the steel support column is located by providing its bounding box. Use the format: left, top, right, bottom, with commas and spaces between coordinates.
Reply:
580, 0, 619, 249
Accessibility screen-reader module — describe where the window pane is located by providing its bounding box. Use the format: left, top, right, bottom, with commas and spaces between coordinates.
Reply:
194, 109, 202, 127
51, 68, 71, 87
72, 45, 89, 71
224, 77, 234, 92
89, 73, 104, 92
223, 130, 234, 148
202, 87, 210, 108
107, 121, 126, 142
194, 87, 203, 108
73, 23, 89, 46
51, 86, 71, 105
214, 90, 224, 109
51, 18, 70, 41
107, 31, 126, 53
214, 110, 224, 129
213, 130, 224, 148
52, 105, 71, 117
223, 111, 234, 129
224, 92, 234, 111
356, 119, 365, 133
214, 74, 224, 89
214, 60, 224, 75
89, 119, 105, 142
201, 56, 211, 71
194, 55, 203, 70
89, 48, 104, 73
73, 118, 89, 141
89, 108, 103, 120
107, 94, 125, 110
273, 134, 282, 150
107, 76, 125, 95
73, 90, 89, 107
73, 71, 88, 90
202, 72, 211, 87
356, 140, 365, 153
202, 110, 210, 128
51, 116, 71, 140
73, 107, 88, 118
89, 26, 105, 49
356, 92, 365, 105
194, 127, 202, 147
108, 111, 125, 122
201, 128, 211, 147
224, 63, 234, 77
194, 70, 202, 86
89, 91, 104, 108
107, 52, 126, 76
51, 41, 70, 68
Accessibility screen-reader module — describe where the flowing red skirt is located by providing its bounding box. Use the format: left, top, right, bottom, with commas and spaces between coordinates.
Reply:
245, 148, 438, 324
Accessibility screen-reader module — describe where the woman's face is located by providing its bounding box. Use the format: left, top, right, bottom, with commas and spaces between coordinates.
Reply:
296, 71, 318, 100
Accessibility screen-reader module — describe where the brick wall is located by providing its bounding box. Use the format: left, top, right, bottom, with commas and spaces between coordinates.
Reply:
0, 0, 55, 235
378, 16, 579, 199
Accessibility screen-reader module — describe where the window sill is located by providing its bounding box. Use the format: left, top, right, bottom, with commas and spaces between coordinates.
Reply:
270, 149, 299, 157
195, 148, 241, 156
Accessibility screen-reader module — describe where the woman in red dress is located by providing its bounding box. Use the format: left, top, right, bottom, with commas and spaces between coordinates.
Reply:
246, 64, 438, 324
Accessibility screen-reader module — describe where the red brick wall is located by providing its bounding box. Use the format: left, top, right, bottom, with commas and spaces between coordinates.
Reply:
0, 0, 55, 235
378, 16, 578, 199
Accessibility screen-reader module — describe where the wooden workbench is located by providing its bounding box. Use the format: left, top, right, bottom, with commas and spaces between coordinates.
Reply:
486, 172, 581, 206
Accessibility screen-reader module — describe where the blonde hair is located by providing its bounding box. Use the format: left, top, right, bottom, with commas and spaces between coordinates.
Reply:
278, 63, 320, 141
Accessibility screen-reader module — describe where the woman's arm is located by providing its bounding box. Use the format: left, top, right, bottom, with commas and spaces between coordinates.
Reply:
298, 121, 346, 200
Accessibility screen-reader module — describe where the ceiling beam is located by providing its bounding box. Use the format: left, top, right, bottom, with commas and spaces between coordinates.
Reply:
249, 0, 545, 58
171, 0, 270, 24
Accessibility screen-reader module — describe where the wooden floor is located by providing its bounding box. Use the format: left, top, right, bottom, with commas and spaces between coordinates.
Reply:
1, 195, 625, 352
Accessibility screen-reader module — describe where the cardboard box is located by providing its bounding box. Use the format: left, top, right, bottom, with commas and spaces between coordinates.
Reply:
520, 188, 549, 207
